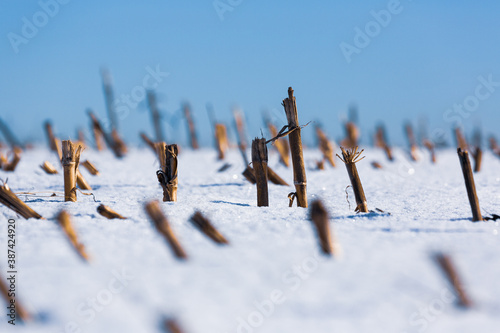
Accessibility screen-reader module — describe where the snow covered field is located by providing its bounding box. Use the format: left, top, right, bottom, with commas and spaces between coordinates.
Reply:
1, 146, 499, 333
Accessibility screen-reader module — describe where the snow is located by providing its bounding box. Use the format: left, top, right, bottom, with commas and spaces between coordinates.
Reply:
0, 146, 499, 333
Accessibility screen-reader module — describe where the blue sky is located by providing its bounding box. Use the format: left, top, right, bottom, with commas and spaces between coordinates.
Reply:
1, 0, 500, 147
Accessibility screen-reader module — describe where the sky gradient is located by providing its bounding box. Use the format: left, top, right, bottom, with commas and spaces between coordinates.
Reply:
1, 0, 500, 147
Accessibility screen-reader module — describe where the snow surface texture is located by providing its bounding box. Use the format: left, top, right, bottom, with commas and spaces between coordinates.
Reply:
0, 146, 499, 333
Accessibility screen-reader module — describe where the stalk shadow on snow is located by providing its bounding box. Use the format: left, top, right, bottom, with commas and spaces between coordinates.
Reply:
210, 200, 250, 207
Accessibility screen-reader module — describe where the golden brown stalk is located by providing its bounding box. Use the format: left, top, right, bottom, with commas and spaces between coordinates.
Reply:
252, 138, 269, 207
309, 200, 337, 256
77, 128, 86, 146
242, 166, 256, 184
375, 125, 393, 161
111, 129, 128, 157
457, 148, 483, 221
61, 140, 83, 202
454, 127, 468, 150
156, 143, 178, 202
44, 121, 58, 152
405, 123, 419, 161
316, 126, 336, 167
434, 253, 472, 308
163, 318, 185, 333
140, 132, 157, 153
2, 147, 22, 172
371, 161, 383, 169
0, 183, 43, 219
40, 161, 58, 174
268, 123, 290, 167
81, 160, 100, 176
0, 273, 31, 322
76, 170, 92, 190
88, 110, 106, 151
215, 123, 228, 160
337, 147, 368, 213
233, 109, 248, 163
189, 211, 229, 244
56, 210, 89, 261
489, 136, 500, 155
183, 104, 199, 150
0, 152, 6, 168
423, 139, 437, 164
341, 122, 359, 148
316, 160, 325, 170
471, 148, 482, 173
267, 166, 289, 186
97, 204, 126, 219
144, 200, 187, 259
282, 87, 307, 208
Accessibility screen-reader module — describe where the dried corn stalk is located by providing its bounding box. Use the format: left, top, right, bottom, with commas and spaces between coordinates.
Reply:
61, 140, 83, 202
56, 210, 89, 261
0, 183, 43, 219
215, 123, 229, 160
81, 160, 100, 176
2, 147, 22, 172
40, 161, 58, 174
316, 126, 336, 167
0, 273, 31, 322
337, 147, 368, 213
156, 143, 178, 202
144, 200, 187, 259
189, 211, 228, 244
97, 204, 126, 219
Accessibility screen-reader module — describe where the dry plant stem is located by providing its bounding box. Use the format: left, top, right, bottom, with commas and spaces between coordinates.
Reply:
97, 204, 126, 219
93, 124, 105, 151
77, 129, 85, 146
457, 148, 483, 221
405, 124, 419, 161
242, 166, 256, 184
371, 161, 382, 169
282, 87, 307, 208
144, 201, 187, 259
183, 104, 199, 149
76, 170, 92, 190
0, 153, 5, 168
423, 140, 436, 164
316, 160, 325, 170
267, 166, 289, 186
189, 211, 229, 244
215, 123, 228, 160
81, 160, 100, 175
140, 132, 157, 153
56, 210, 89, 261
163, 318, 185, 333
40, 161, 58, 174
0, 274, 31, 322
233, 109, 249, 165
337, 147, 368, 213
316, 127, 336, 167
44, 121, 58, 152
147, 91, 164, 142
268, 123, 290, 167
111, 129, 128, 157
252, 138, 269, 207
455, 127, 468, 150
435, 253, 472, 308
341, 122, 359, 148
375, 125, 393, 161
0, 183, 43, 219
309, 200, 333, 255
472, 148, 482, 173
2, 147, 21, 171
156, 143, 178, 202
62, 140, 82, 202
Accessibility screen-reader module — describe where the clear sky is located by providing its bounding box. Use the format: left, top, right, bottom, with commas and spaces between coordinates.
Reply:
1, 0, 500, 147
